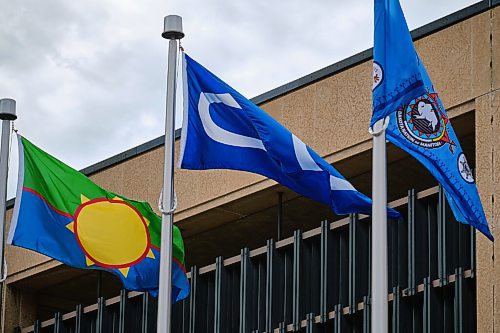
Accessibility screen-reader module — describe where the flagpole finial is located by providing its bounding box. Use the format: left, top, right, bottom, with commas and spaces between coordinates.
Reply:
0, 99, 17, 121
162, 15, 184, 40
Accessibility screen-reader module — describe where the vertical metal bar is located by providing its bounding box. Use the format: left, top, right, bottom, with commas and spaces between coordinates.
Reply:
240, 249, 249, 333
292, 230, 302, 331
391, 286, 399, 333
0, 98, 15, 281
279, 322, 286, 333
348, 214, 356, 314
75, 304, 83, 333
470, 227, 476, 278
454, 267, 463, 333
333, 304, 342, 333
214, 256, 223, 333
33, 320, 41, 333
257, 259, 265, 332
54, 312, 60, 333
408, 189, 415, 296
189, 266, 198, 333
142, 293, 150, 333
283, 247, 291, 326
275, 240, 285, 330
265, 239, 275, 332
119, 289, 127, 333
333, 307, 338, 333
423, 277, 431, 333
96, 296, 105, 333
306, 313, 314, 333
96, 271, 102, 299
54, 312, 65, 333
277, 192, 283, 241
158, 15, 184, 333
320, 220, 328, 323
438, 186, 447, 286
363, 296, 370, 333
370, 118, 389, 333
427, 204, 434, 282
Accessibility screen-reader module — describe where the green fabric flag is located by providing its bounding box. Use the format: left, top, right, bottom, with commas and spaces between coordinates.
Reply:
8, 135, 189, 301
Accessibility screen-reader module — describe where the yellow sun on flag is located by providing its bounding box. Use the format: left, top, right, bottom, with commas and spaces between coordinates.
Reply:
66, 195, 156, 277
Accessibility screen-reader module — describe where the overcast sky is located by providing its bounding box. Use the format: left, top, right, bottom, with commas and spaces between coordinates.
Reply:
0, 0, 480, 197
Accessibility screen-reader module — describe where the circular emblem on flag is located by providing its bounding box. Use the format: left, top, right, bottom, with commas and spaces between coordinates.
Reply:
66, 195, 157, 278
457, 153, 474, 183
373, 62, 383, 90
396, 92, 456, 152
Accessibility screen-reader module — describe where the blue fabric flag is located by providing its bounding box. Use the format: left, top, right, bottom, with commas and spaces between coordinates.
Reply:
8, 135, 190, 302
372, 0, 493, 240
179, 53, 399, 218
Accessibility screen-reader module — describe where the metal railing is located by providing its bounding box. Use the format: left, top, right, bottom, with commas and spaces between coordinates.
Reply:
18, 185, 476, 332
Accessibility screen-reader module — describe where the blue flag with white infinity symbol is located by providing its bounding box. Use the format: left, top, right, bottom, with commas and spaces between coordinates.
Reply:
372, 0, 493, 240
180, 53, 399, 218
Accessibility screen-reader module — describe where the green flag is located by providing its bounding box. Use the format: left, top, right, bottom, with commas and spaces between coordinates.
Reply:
8, 135, 189, 301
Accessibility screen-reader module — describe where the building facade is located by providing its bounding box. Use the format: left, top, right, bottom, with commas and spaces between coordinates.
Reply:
1, 1, 499, 332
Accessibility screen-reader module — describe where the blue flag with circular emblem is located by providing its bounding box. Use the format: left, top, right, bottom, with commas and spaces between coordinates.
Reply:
372, 0, 493, 240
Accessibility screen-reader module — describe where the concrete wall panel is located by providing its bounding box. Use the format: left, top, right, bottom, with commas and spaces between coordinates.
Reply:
493, 7, 500, 90
415, 12, 490, 109
475, 90, 498, 333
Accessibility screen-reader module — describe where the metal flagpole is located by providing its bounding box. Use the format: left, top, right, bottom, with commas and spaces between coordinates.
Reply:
370, 117, 389, 332
0, 98, 16, 282
157, 15, 184, 333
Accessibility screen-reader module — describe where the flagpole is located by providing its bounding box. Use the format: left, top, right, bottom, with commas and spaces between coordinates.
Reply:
0, 99, 16, 282
157, 15, 184, 333
370, 117, 389, 332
